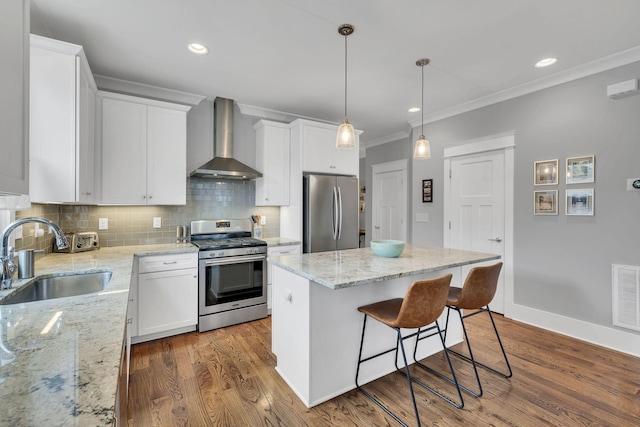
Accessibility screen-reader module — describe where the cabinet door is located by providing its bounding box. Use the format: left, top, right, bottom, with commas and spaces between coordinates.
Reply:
256, 124, 290, 206
0, 0, 29, 196
137, 267, 198, 336
29, 45, 77, 203
146, 106, 187, 205
77, 59, 96, 203
267, 244, 300, 310
332, 133, 359, 175
301, 125, 335, 174
101, 97, 147, 204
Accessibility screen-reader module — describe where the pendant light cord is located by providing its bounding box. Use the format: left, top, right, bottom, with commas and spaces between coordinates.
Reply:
421, 63, 424, 135
344, 32, 348, 118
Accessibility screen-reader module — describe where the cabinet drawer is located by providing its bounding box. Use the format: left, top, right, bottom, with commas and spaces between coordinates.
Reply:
268, 245, 301, 257
138, 253, 197, 273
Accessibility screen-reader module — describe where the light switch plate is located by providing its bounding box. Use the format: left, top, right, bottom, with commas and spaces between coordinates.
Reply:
416, 213, 429, 223
98, 218, 108, 230
153, 217, 162, 228
260, 216, 267, 225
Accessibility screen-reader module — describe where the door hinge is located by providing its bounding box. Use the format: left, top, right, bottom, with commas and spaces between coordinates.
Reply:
449, 169, 452, 178
449, 221, 451, 229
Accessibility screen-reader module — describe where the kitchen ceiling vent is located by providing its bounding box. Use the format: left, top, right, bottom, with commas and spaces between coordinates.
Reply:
612, 264, 640, 331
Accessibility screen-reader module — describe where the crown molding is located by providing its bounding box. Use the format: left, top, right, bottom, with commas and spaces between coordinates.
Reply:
408, 45, 640, 128
363, 130, 410, 149
94, 75, 206, 105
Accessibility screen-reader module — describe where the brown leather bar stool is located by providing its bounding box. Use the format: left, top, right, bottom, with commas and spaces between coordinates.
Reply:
355, 274, 464, 427
444, 262, 512, 398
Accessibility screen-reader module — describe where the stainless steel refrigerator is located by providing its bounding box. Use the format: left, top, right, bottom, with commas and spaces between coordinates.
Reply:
303, 174, 359, 253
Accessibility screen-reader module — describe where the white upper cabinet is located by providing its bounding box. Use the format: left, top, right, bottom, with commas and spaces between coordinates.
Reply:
0, 0, 29, 197
29, 35, 97, 203
254, 120, 290, 206
295, 119, 360, 176
99, 92, 191, 205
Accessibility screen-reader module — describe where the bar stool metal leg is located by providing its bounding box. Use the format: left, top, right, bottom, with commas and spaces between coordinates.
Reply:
355, 314, 421, 427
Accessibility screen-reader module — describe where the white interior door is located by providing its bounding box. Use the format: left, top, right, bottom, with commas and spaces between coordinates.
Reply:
372, 160, 407, 242
449, 150, 506, 313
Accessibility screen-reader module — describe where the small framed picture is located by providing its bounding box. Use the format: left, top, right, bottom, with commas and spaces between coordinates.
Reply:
566, 189, 594, 216
534, 159, 558, 185
566, 155, 594, 184
422, 179, 433, 203
534, 190, 558, 215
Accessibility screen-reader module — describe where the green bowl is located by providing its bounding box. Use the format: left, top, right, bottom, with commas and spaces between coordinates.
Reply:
370, 240, 405, 258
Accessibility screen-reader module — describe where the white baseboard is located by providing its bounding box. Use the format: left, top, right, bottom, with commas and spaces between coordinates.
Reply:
508, 304, 640, 357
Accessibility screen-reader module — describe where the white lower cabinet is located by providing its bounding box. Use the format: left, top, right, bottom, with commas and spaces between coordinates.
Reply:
131, 252, 198, 343
267, 244, 300, 312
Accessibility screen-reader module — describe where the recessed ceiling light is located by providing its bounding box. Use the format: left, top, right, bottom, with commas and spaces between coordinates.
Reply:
188, 43, 209, 55
408, 107, 421, 113
535, 57, 557, 68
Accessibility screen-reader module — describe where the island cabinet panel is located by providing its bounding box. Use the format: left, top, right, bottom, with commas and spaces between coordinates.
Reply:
29, 35, 97, 203
100, 91, 190, 205
0, 0, 29, 197
254, 120, 290, 206
271, 264, 464, 407
131, 253, 198, 343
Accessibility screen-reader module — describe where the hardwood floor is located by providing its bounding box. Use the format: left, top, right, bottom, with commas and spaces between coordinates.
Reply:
127, 313, 639, 426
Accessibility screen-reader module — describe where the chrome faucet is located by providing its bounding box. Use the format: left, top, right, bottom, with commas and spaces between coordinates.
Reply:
0, 217, 69, 290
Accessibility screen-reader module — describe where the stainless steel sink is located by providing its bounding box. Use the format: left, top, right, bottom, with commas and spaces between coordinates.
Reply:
0, 271, 113, 305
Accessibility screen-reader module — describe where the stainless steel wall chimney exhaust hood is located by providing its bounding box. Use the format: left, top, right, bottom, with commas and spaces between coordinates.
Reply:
190, 97, 263, 180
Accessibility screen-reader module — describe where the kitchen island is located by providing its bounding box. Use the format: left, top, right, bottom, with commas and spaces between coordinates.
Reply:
268, 244, 500, 408
0, 243, 197, 426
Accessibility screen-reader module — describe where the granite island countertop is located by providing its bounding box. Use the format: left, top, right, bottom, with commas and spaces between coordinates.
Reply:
0, 243, 197, 426
267, 244, 500, 290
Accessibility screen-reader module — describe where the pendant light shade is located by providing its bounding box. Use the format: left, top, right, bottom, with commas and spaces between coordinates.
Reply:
336, 24, 355, 149
413, 58, 431, 159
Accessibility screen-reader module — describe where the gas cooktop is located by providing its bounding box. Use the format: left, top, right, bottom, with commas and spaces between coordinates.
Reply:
190, 219, 266, 252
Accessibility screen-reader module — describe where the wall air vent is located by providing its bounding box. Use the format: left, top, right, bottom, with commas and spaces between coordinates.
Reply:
612, 264, 640, 331
607, 79, 639, 99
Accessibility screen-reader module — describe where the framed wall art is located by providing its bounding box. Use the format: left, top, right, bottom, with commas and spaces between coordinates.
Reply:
534, 190, 558, 215
422, 179, 433, 203
534, 159, 558, 185
566, 188, 594, 216
566, 155, 594, 184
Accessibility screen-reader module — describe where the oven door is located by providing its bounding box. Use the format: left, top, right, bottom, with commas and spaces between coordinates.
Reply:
199, 254, 266, 315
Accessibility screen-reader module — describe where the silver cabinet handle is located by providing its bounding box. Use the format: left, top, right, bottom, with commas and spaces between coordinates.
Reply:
374, 226, 380, 230
488, 237, 503, 242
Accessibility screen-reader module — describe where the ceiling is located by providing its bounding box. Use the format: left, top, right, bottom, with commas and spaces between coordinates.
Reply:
30, 0, 640, 146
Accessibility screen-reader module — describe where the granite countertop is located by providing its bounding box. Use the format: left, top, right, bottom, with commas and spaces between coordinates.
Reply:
262, 237, 301, 247
267, 244, 500, 290
0, 243, 197, 426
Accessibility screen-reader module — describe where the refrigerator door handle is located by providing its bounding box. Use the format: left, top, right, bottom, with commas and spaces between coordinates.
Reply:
337, 186, 343, 239
332, 186, 339, 240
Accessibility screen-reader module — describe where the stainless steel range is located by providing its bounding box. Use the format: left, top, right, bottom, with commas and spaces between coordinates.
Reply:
191, 219, 267, 332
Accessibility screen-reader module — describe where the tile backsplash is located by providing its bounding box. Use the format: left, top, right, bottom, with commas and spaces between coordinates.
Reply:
15, 178, 280, 253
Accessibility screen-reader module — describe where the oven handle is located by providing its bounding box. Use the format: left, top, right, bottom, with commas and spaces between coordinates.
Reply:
202, 254, 266, 266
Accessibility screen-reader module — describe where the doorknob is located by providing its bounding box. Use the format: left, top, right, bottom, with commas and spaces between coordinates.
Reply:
488, 237, 503, 242
374, 226, 380, 230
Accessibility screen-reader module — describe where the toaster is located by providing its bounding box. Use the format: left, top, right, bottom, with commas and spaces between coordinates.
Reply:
54, 231, 100, 253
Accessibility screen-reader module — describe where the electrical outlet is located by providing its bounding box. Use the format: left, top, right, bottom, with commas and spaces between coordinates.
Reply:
153, 217, 162, 228
98, 218, 108, 230
260, 216, 267, 225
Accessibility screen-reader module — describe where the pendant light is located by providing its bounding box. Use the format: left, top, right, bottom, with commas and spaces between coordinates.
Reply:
413, 58, 431, 159
336, 24, 356, 149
